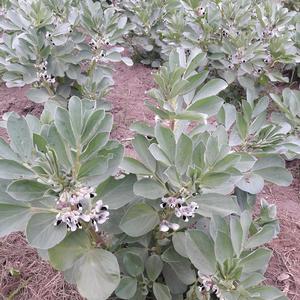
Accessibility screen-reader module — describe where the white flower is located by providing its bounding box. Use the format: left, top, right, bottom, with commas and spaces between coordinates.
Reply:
159, 220, 180, 232
55, 209, 81, 232
90, 200, 110, 232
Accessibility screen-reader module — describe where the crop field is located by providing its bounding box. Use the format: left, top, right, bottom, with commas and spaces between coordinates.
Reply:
0, 0, 299, 300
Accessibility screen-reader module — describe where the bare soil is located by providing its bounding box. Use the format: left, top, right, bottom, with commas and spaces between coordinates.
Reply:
0, 62, 299, 299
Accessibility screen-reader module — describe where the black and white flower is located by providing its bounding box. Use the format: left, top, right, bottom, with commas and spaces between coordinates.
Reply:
90, 200, 110, 232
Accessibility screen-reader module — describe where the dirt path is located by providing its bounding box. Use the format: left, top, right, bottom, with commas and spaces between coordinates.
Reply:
0, 63, 299, 299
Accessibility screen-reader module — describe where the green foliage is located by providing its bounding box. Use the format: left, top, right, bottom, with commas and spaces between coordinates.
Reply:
271, 88, 300, 134
119, 0, 300, 90
0, 1, 298, 300
0, 0, 133, 105
119, 0, 180, 67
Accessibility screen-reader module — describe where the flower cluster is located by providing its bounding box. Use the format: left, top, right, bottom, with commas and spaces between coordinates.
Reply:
89, 38, 110, 51
54, 186, 109, 232
36, 61, 55, 84
159, 196, 199, 232
198, 274, 224, 300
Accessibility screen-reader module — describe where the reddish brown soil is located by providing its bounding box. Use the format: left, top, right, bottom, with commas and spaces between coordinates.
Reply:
0, 62, 299, 299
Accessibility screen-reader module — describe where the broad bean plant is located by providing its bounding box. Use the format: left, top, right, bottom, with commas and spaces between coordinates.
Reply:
1, 48, 299, 300
0, 0, 133, 106
119, 0, 300, 90
118, 0, 180, 67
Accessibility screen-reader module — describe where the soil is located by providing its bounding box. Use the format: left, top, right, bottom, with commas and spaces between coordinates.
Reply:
0, 62, 299, 299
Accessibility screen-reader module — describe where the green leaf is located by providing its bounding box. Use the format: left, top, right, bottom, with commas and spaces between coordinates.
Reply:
49, 230, 91, 271
187, 96, 224, 117
175, 134, 192, 175
0, 160, 34, 179
133, 178, 166, 200
193, 194, 240, 217
8, 179, 49, 201
185, 230, 216, 275
240, 248, 272, 273
249, 286, 288, 300
0, 138, 19, 160
254, 167, 292, 187
129, 122, 154, 137
200, 172, 230, 188
74, 249, 120, 300
230, 217, 243, 257
7, 114, 33, 162
145, 255, 163, 281
0, 203, 32, 237
161, 247, 196, 285
149, 144, 171, 166
54, 107, 76, 148
26, 213, 67, 249
115, 277, 137, 299
33, 133, 47, 153
155, 124, 176, 161
185, 55, 207, 77
132, 135, 156, 173
215, 231, 234, 263
240, 272, 265, 289
82, 109, 105, 144
81, 132, 109, 161
96, 175, 137, 209
69, 96, 83, 140
78, 155, 109, 179
175, 111, 208, 121
162, 264, 187, 295
205, 136, 219, 166
120, 203, 160, 237
26, 87, 50, 103
245, 225, 277, 249
236, 113, 248, 140
121, 57, 134, 66
194, 79, 228, 100
123, 252, 144, 277
47, 125, 72, 170
121, 157, 152, 175
172, 232, 188, 258
236, 173, 264, 194
153, 282, 171, 300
